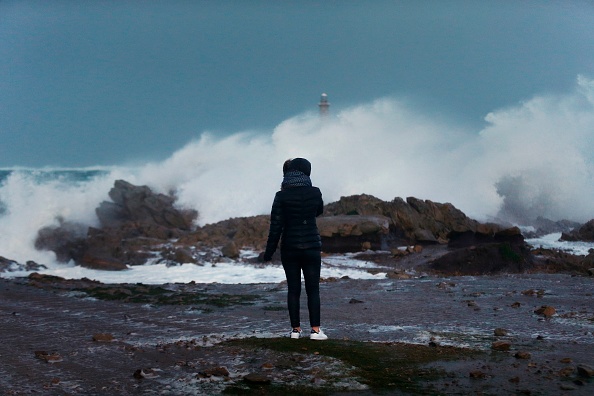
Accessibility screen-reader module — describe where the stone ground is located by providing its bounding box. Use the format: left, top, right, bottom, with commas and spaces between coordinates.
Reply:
1, 247, 593, 395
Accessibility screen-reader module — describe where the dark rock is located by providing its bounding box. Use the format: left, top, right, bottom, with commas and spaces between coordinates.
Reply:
35, 220, 87, 262
494, 328, 509, 337
577, 364, 594, 378
172, 248, 196, 264
534, 306, 556, 318
199, 366, 230, 377
221, 241, 240, 259
560, 219, 594, 242
322, 194, 504, 246
0, 257, 48, 273
80, 253, 128, 271
522, 217, 581, 238
97, 180, 197, 230
431, 232, 533, 275
92, 333, 114, 342
243, 372, 271, 384
515, 351, 531, 359
318, 215, 390, 253
469, 370, 487, 379
492, 341, 512, 351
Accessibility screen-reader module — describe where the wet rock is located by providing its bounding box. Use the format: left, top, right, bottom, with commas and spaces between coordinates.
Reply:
81, 253, 128, 271
577, 364, 594, 378
515, 351, 531, 360
511, 302, 521, 308
133, 368, 160, 379
560, 219, 594, 242
430, 234, 533, 275
0, 257, 48, 273
534, 305, 556, 317
349, 298, 364, 304
491, 341, 512, 351
558, 367, 575, 377
97, 180, 196, 230
318, 215, 390, 253
588, 268, 594, 276
560, 383, 577, 391
221, 241, 240, 259
243, 372, 271, 384
92, 333, 114, 342
171, 248, 196, 264
199, 366, 229, 377
522, 217, 581, 238
494, 328, 509, 336
35, 220, 88, 262
386, 270, 412, 279
469, 370, 487, 379
322, 194, 503, 246
34, 351, 63, 363
560, 358, 573, 364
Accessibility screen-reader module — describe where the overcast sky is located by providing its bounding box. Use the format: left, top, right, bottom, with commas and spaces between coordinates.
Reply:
2, 0, 594, 167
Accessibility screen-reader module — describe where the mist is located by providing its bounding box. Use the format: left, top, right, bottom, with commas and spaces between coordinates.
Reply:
132, 75, 594, 226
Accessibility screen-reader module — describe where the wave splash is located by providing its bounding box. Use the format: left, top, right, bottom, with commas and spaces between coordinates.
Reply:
1, 75, 594, 265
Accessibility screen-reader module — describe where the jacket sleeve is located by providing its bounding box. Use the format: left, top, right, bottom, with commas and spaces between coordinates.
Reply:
263, 192, 284, 260
316, 190, 324, 217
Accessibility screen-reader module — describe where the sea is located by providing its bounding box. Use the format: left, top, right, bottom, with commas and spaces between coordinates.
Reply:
1, 168, 593, 285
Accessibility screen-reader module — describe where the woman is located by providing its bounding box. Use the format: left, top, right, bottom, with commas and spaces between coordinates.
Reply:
262, 157, 327, 340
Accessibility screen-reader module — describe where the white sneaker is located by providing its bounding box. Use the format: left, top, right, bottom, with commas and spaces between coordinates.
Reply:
290, 329, 302, 339
310, 328, 328, 341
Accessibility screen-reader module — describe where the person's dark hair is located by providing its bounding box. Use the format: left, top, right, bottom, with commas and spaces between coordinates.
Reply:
288, 157, 311, 176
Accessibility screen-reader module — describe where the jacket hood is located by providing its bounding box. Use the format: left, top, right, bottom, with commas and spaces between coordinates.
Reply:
288, 158, 311, 176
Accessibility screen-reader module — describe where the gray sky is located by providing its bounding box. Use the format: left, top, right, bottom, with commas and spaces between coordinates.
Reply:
2, 0, 594, 167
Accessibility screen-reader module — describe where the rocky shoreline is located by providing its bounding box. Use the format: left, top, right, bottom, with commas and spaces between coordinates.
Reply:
2, 180, 594, 394
1, 262, 593, 395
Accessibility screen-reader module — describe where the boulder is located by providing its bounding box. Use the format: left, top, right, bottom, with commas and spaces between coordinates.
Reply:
560, 219, 594, 242
35, 220, 87, 262
522, 217, 581, 238
323, 194, 504, 246
35, 180, 199, 268
534, 305, 556, 317
221, 241, 240, 259
317, 215, 390, 253
430, 229, 533, 275
96, 180, 197, 231
0, 257, 47, 273
491, 341, 511, 351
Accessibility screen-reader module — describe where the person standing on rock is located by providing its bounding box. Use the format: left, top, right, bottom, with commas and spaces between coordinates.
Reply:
262, 157, 328, 340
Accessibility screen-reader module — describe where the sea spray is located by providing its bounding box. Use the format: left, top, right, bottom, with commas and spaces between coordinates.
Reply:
1, 76, 594, 269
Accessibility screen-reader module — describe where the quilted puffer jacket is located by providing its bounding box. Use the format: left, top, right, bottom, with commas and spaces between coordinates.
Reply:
263, 185, 323, 259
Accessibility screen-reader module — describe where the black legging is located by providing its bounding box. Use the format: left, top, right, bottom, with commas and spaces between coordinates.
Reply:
280, 248, 321, 328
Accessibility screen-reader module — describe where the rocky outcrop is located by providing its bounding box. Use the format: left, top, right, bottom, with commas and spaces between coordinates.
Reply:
323, 194, 502, 245
96, 180, 197, 232
34, 185, 524, 270
522, 216, 581, 238
35, 180, 198, 270
560, 219, 594, 242
0, 256, 47, 273
429, 227, 533, 275
317, 215, 390, 252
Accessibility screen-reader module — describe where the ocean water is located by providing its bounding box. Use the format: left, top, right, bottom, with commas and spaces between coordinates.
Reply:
1, 168, 593, 284
2, 79, 594, 283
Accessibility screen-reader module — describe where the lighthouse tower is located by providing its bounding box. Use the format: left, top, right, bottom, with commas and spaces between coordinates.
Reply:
318, 93, 330, 116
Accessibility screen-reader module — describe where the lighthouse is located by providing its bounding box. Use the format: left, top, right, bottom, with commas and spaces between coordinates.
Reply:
318, 93, 330, 116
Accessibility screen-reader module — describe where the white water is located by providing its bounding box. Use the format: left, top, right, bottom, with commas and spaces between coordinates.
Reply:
1, 249, 387, 284
1, 75, 594, 271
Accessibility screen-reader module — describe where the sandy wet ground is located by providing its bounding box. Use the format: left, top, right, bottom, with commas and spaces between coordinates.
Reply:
1, 266, 593, 395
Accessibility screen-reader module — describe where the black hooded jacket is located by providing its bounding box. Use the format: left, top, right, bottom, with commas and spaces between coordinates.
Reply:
263, 185, 323, 260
